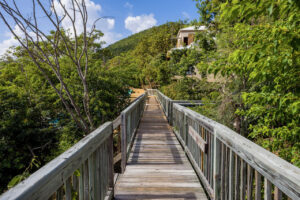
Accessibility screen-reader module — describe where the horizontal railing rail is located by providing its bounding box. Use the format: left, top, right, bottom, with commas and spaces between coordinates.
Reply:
121, 93, 147, 172
150, 89, 300, 200
0, 122, 114, 200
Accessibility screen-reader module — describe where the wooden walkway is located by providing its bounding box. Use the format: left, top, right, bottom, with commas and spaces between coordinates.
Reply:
114, 96, 208, 199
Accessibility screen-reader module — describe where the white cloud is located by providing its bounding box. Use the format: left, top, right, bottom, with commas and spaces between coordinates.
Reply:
124, 2, 133, 9
125, 14, 157, 34
182, 11, 190, 19
0, 34, 18, 56
52, 0, 120, 45
101, 32, 123, 47
0, 25, 34, 56
53, 0, 102, 34
0, 0, 121, 55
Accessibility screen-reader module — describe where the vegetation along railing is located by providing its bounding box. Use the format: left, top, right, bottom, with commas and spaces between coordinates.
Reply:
149, 89, 300, 200
0, 93, 147, 200
1, 89, 299, 200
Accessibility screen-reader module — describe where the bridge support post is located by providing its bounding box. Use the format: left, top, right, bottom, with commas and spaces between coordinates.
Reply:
213, 130, 221, 199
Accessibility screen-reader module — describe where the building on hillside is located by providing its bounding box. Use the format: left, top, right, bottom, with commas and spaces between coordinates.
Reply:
175, 26, 206, 49
167, 26, 206, 58
167, 26, 206, 77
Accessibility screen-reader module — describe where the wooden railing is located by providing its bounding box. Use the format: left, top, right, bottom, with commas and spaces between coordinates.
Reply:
121, 93, 147, 172
0, 94, 147, 200
149, 89, 300, 200
1, 89, 299, 200
0, 122, 114, 200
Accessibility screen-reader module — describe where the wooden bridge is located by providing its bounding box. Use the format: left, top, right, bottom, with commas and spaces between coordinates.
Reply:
1, 89, 299, 200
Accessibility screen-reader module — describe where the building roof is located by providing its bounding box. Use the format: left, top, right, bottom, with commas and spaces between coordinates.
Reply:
179, 25, 206, 32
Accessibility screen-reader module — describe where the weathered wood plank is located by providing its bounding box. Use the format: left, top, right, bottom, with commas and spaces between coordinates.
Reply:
247, 164, 254, 200
275, 187, 282, 200
188, 125, 208, 153
113, 115, 121, 130
83, 160, 89, 200
88, 153, 95, 200
79, 165, 84, 200
255, 171, 261, 200
264, 178, 272, 200
240, 160, 246, 200
121, 113, 127, 173
213, 133, 221, 199
115, 96, 208, 199
173, 102, 300, 199
229, 150, 235, 200
56, 186, 63, 200
235, 155, 240, 200
65, 177, 72, 200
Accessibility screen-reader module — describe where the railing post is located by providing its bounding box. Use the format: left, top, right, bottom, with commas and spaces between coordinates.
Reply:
213, 129, 221, 199
168, 101, 173, 125
108, 125, 114, 189
121, 112, 127, 173
183, 113, 188, 144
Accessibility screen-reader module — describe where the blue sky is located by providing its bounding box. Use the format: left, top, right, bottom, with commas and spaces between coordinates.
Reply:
0, 0, 199, 55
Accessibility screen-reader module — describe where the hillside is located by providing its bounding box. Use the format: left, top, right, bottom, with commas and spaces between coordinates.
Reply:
106, 22, 183, 57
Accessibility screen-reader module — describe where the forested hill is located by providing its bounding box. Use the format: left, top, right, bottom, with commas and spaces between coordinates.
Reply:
106, 22, 183, 57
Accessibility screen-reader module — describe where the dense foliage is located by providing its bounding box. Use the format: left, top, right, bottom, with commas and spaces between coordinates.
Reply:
193, 0, 300, 166
107, 22, 186, 87
0, 0, 299, 194
0, 32, 130, 192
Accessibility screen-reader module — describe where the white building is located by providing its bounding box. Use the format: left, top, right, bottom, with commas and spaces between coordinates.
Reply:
175, 26, 206, 49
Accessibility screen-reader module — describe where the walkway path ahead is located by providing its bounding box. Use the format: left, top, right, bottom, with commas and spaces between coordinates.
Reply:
114, 96, 208, 199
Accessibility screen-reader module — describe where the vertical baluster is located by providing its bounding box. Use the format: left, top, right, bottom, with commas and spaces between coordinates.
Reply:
211, 131, 214, 189
264, 178, 272, 200
98, 144, 104, 200
88, 153, 95, 200
255, 171, 261, 200
206, 130, 211, 184
73, 174, 79, 196
213, 132, 221, 199
247, 164, 254, 200
234, 155, 240, 200
121, 113, 127, 173
221, 143, 225, 200
103, 140, 107, 198
183, 114, 187, 144
65, 177, 72, 200
84, 160, 89, 200
201, 127, 204, 173
225, 147, 229, 200
240, 160, 246, 200
108, 132, 114, 190
56, 186, 64, 200
79, 164, 84, 200
95, 148, 100, 200
229, 150, 235, 200
274, 187, 282, 200
101, 143, 105, 200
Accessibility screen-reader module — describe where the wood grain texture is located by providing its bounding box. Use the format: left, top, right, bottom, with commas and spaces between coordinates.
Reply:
114, 96, 208, 200
173, 102, 300, 199
188, 125, 208, 153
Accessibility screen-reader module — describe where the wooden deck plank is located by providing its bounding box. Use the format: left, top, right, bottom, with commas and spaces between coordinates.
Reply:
114, 96, 208, 200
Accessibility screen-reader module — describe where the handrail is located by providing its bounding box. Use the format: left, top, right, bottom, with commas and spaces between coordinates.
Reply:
121, 93, 147, 172
0, 122, 114, 200
149, 89, 300, 200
